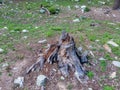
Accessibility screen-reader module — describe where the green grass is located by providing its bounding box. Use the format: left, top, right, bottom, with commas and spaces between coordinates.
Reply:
99, 61, 107, 72
87, 71, 94, 79
103, 85, 114, 90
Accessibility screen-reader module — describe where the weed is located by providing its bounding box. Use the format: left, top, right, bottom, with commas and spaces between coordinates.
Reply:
67, 84, 73, 90
103, 85, 114, 90
104, 54, 113, 61
99, 61, 107, 72
87, 71, 94, 79
16, 54, 24, 60
0, 58, 4, 63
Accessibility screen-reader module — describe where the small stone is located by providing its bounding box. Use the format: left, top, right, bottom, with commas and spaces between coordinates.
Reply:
2, 63, 9, 68
109, 72, 116, 79
88, 88, 93, 90
3, 27, 8, 30
40, 9, 46, 14
99, 57, 106, 61
22, 36, 28, 39
22, 29, 29, 33
0, 48, 4, 53
73, 18, 80, 22
98, 1, 106, 5
14, 77, 24, 88
53, 68, 57, 72
77, 47, 82, 52
75, 0, 79, 1
112, 61, 120, 67
67, 6, 71, 10
74, 5, 79, 9
107, 40, 119, 47
103, 44, 112, 53
95, 39, 100, 42
81, 5, 86, 13
60, 76, 65, 80
38, 39, 47, 44
36, 75, 47, 86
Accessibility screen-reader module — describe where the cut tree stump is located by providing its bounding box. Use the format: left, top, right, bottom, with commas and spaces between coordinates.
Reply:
26, 31, 91, 83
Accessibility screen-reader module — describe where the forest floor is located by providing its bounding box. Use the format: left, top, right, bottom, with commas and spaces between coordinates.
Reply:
0, 0, 120, 90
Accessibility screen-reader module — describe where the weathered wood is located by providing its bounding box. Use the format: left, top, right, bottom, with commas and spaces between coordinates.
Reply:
26, 31, 90, 82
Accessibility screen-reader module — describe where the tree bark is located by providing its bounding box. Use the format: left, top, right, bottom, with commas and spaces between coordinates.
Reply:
113, 0, 120, 10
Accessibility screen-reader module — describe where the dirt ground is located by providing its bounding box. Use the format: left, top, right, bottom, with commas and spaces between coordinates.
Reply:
0, 3, 120, 90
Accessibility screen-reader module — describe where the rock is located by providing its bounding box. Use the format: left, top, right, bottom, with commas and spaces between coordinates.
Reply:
107, 40, 119, 47
75, 0, 79, 1
3, 27, 8, 30
103, 44, 112, 53
73, 18, 80, 22
22, 36, 28, 39
67, 6, 71, 10
57, 82, 66, 90
22, 29, 29, 33
95, 39, 100, 42
109, 72, 116, 79
81, 5, 86, 13
112, 61, 120, 67
14, 77, 24, 88
0, 48, 4, 53
74, 5, 79, 9
98, 1, 106, 5
60, 76, 65, 80
36, 75, 47, 86
99, 57, 106, 61
89, 51, 95, 57
40, 8, 46, 14
2, 63, 9, 68
77, 47, 82, 53
38, 39, 47, 44
88, 88, 93, 90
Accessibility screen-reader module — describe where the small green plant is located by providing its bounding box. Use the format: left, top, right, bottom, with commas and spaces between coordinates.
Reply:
84, 7, 90, 12
67, 84, 73, 90
99, 61, 107, 71
8, 73, 12, 76
104, 54, 113, 61
0, 58, 4, 63
87, 71, 94, 79
45, 30, 54, 37
16, 54, 24, 60
51, 26, 62, 31
103, 85, 114, 90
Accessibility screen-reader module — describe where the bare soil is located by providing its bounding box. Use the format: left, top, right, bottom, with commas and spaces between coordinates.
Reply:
0, 5, 120, 90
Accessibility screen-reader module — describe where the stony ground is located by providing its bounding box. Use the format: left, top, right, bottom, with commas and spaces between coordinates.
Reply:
0, 0, 120, 90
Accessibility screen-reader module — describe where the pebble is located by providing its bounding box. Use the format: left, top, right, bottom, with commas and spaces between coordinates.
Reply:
0, 48, 4, 53
14, 77, 24, 88
22, 29, 29, 33
88, 88, 93, 90
107, 40, 119, 47
99, 57, 106, 61
112, 61, 120, 67
36, 75, 47, 86
109, 72, 116, 79
60, 76, 65, 80
38, 39, 47, 44
73, 18, 80, 22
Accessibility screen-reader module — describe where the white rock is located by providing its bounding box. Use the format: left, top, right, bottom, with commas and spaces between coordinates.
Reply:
109, 72, 116, 79
74, 5, 79, 9
3, 27, 8, 30
22, 29, 29, 33
112, 61, 120, 67
107, 40, 119, 47
73, 18, 80, 22
36, 75, 47, 86
0, 48, 4, 53
60, 76, 65, 80
75, 0, 79, 1
99, 57, 106, 61
98, 1, 106, 5
95, 39, 100, 42
2, 63, 9, 68
38, 39, 47, 44
14, 77, 24, 87
81, 5, 86, 13
67, 6, 71, 10
22, 36, 28, 39
88, 88, 93, 90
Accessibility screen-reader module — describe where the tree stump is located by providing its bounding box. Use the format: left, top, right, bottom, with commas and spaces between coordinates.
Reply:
26, 31, 90, 83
